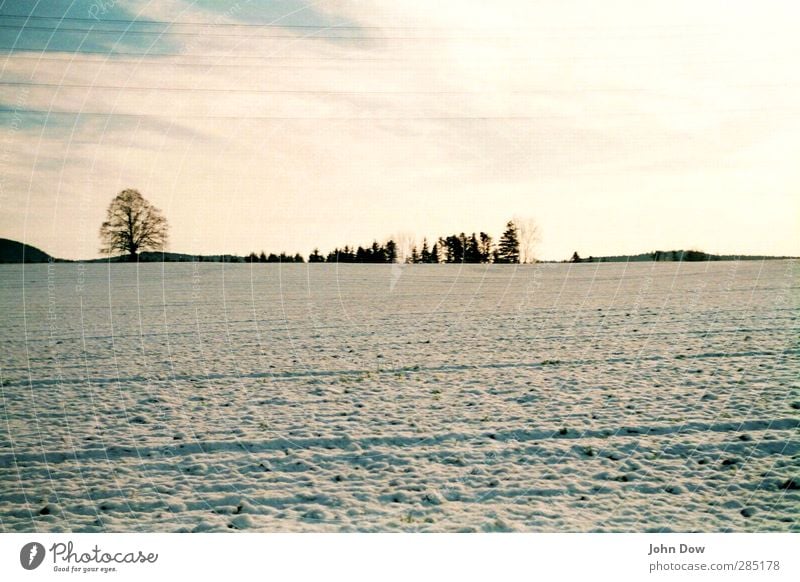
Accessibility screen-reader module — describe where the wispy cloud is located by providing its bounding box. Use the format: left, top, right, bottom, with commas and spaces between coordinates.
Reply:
1, 0, 798, 259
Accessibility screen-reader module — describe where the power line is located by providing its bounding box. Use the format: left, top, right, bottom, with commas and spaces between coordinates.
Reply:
0, 80, 647, 94
0, 109, 573, 120
0, 13, 722, 31
0, 23, 730, 41
3, 53, 789, 66
0, 24, 533, 40
4, 14, 366, 29
1, 107, 794, 121
0, 46, 514, 59
0, 47, 775, 63
1, 80, 795, 95
0, 54, 476, 68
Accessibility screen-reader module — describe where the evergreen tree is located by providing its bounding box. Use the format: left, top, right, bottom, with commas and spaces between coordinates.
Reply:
464, 233, 481, 263
420, 238, 430, 263
445, 235, 464, 263
496, 221, 520, 263
369, 241, 383, 263
479, 232, 493, 263
309, 248, 324, 262
385, 240, 397, 263
430, 242, 440, 263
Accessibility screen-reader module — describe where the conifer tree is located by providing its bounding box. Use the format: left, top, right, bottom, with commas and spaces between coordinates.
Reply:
496, 221, 520, 264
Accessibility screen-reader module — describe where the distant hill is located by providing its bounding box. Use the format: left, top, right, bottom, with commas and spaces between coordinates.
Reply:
1, 238, 795, 264
567, 250, 797, 263
84, 251, 248, 263
0, 241, 253, 263
0, 238, 55, 263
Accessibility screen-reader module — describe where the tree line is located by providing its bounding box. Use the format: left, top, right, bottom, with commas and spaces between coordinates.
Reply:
243, 221, 524, 264
406, 221, 521, 264
244, 251, 306, 263
95, 190, 747, 266
98, 189, 536, 264
568, 249, 714, 263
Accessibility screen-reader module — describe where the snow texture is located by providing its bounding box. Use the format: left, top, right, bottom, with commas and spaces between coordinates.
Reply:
0, 260, 797, 532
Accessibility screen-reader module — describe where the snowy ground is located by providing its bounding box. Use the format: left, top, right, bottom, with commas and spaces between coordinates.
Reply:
0, 260, 797, 532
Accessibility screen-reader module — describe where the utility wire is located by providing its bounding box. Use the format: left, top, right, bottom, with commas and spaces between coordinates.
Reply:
0, 14, 723, 31
0, 47, 772, 62
1, 107, 794, 121
0, 23, 730, 41
0, 24, 537, 40
0, 80, 795, 94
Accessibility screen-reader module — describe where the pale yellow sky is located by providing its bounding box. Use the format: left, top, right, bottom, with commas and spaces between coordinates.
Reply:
0, 0, 798, 260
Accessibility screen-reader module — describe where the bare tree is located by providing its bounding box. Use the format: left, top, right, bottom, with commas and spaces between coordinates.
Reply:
99, 189, 169, 261
514, 216, 541, 264
390, 231, 416, 264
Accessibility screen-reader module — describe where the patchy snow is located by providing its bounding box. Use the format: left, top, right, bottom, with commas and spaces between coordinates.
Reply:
0, 260, 797, 532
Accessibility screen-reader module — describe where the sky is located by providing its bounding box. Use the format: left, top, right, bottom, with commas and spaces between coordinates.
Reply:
0, 0, 798, 261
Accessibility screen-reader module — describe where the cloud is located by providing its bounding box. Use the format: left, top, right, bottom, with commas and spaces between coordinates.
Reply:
1, 0, 798, 259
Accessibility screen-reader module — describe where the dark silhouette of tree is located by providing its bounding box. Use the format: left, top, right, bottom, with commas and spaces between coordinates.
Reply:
443, 236, 454, 262
328, 246, 356, 262
461, 233, 478, 262
570, 251, 581, 263
259, 251, 267, 263
246, 252, 258, 263
369, 241, 384, 263
444, 235, 463, 263
684, 249, 709, 262
385, 240, 397, 263
309, 248, 324, 262
420, 238, 430, 263
429, 242, 440, 263
99, 189, 169, 261
495, 221, 520, 263
437, 237, 447, 262
317, 229, 522, 265
479, 232, 493, 263
323, 239, 399, 263
293, 253, 305, 263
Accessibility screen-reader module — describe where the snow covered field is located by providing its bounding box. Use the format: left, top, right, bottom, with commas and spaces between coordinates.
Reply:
0, 260, 797, 532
